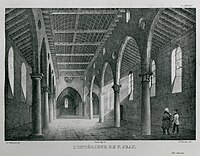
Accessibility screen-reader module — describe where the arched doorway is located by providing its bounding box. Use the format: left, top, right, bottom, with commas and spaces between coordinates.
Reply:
57, 87, 83, 117
92, 92, 99, 116
60, 95, 75, 115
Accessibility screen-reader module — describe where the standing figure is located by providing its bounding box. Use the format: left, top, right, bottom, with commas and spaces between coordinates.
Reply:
162, 108, 172, 135
172, 109, 180, 134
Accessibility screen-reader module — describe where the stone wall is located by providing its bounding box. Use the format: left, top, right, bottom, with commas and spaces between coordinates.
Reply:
5, 40, 32, 130
151, 31, 196, 131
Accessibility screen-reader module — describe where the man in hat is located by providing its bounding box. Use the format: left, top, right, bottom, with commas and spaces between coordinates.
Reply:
162, 108, 172, 135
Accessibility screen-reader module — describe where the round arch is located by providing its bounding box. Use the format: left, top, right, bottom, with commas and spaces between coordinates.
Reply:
40, 38, 47, 81
143, 9, 164, 73
116, 36, 140, 84
101, 62, 115, 87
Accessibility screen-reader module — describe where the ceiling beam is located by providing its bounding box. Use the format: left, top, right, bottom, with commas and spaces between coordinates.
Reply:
70, 11, 80, 61
153, 36, 166, 45
160, 16, 187, 32
5, 8, 15, 14
18, 42, 31, 50
153, 33, 168, 42
57, 62, 89, 65
6, 14, 28, 30
163, 10, 193, 29
5, 9, 27, 23
59, 69, 85, 72
84, 12, 122, 76
12, 29, 30, 40
54, 42, 100, 46
50, 9, 118, 15
53, 29, 107, 34
61, 75, 82, 77
157, 20, 181, 36
15, 34, 31, 44
154, 29, 173, 40
155, 26, 177, 38
8, 23, 29, 35
16, 38, 31, 47
169, 8, 195, 24
56, 53, 94, 57
182, 8, 195, 16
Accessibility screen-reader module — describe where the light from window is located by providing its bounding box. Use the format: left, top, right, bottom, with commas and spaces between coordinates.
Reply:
150, 60, 156, 97
171, 47, 182, 93
21, 63, 26, 100
126, 10, 130, 23
129, 71, 134, 100
64, 98, 68, 108
8, 47, 14, 95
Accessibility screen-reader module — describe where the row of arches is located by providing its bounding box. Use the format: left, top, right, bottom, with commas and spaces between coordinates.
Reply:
86, 33, 184, 134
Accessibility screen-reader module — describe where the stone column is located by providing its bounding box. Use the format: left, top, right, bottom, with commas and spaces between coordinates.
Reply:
140, 73, 151, 135
30, 73, 43, 138
49, 94, 54, 123
89, 90, 93, 119
83, 87, 87, 117
99, 87, 104, 123
42, 85, 49, 129
112, 84, 121, 127
83, 102, 87, 117
53, 97, 56, 120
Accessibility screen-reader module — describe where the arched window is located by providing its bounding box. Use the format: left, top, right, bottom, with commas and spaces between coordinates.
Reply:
171, 47, 182, 93
150, 60, 156, 97
64, 98, 68, 108
126, 10, 130, 23
129, 71, 134, 100
21, 63, 26, 100
8, 47, 14, 95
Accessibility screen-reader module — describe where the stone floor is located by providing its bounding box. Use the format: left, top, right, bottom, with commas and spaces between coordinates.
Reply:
5, 115, 195, 141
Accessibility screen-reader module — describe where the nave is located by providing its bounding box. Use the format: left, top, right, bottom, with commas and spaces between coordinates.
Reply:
5, 8, 196, 141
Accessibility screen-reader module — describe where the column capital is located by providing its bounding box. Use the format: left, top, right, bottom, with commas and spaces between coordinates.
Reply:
112, 84, 121, 93
139, 72, 153, 82
31, 73, 44, 79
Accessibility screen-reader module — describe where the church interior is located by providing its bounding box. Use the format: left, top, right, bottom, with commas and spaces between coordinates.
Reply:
4, 8, 196, 140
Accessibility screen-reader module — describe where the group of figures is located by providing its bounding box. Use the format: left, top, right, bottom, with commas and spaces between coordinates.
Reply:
162, 108, 180, 135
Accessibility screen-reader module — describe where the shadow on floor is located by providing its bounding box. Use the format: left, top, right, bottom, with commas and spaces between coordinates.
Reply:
5, 119, 196, 141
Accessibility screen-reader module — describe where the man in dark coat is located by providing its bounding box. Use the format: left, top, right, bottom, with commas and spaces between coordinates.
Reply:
162, 108, 172, 135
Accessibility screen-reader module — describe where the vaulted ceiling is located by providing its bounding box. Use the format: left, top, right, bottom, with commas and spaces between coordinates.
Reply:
151, 8, 196, 54
41, 8, 123, 78
5, 8, 196, 80
5, 8, 34, 66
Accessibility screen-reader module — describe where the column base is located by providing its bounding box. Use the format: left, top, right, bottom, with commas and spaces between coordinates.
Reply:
29, 133, 44, 139
99, 119, 104, 123
116, 125, 120, 128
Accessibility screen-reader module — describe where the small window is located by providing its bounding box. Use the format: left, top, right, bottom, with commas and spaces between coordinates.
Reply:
150, 60, 156, 97
129, 71, 134, 100
21, 63, 26, 100
126, 10, 130, 23
64, 98, 68, 108
8, 47, 14, 95
171, 47, 182, 93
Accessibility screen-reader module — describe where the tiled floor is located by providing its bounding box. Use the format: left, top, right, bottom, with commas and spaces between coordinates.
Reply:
5, 115, 195, 141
